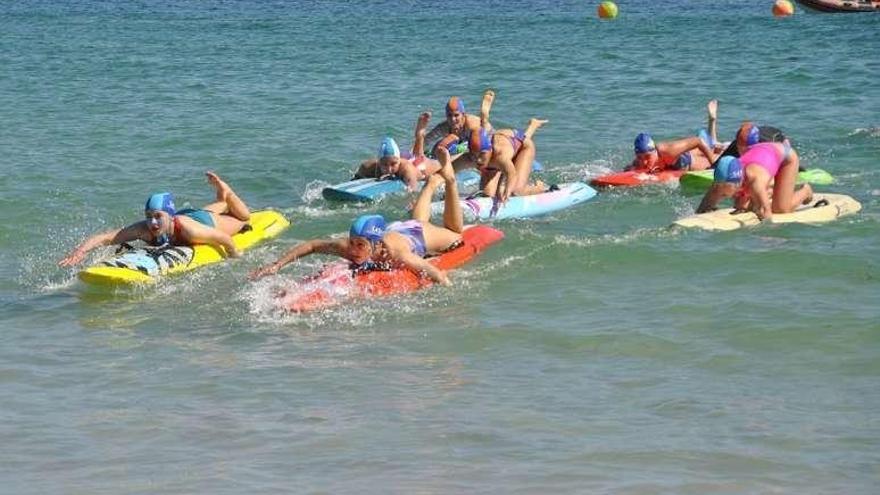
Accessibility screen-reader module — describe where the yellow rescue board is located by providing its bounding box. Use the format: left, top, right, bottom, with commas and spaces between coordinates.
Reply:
79, 210, 290, 286
673, 194, 862, 231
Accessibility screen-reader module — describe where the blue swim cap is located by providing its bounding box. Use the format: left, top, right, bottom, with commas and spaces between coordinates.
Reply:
738, 122, 761, 147
634, 133, 656, 154
377, 137, 400, 159
145, 192, 176, 216
713, 156, 743, 184
349, 214, 386, 243
746, 125, 760, 146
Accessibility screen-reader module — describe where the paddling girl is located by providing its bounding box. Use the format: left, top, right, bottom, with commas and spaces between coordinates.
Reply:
250, 148, 465, 286
354, 112, 443, 191
697, 142, 813, 219
468, 117, 549, 203
627, 99, 720, 172
58, 172, 250, 266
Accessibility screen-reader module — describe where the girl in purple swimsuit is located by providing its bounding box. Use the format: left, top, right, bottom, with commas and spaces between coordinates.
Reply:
468, 117, 550, 203
251, 148, 465, 286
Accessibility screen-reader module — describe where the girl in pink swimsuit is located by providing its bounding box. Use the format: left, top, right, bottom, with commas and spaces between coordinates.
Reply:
716, 141, 812, 220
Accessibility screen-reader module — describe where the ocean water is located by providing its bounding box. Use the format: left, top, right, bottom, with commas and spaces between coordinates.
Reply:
2, 1, 879, 492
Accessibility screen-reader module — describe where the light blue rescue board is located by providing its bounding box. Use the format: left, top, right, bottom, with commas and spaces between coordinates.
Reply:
430, 182, 597, 221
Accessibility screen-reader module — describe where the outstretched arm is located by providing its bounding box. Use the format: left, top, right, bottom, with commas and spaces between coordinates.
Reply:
58, 223, 147, 267
696, 184, 731, 214
747, 177, 773, 220
249, 239, 346, 279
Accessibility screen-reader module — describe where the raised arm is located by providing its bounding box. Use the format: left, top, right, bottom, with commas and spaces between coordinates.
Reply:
248, 238, 347, 279
58, 223, 148, 267
659, 136, 716, 165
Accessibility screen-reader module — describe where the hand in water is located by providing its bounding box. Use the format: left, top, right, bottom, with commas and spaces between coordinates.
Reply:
58, 251, 85, 267
249, 263, 279, 280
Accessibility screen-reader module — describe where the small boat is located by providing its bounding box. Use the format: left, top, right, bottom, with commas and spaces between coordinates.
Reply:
796, 0, 880, 12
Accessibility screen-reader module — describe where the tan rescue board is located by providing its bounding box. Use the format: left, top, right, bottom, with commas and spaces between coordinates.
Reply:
673, 194, 862, 231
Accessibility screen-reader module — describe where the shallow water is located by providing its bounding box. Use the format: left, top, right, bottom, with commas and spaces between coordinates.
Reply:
1, 1, 879, 493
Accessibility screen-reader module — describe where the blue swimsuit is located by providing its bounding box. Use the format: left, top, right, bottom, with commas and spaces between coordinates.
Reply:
176, 208, 215, 227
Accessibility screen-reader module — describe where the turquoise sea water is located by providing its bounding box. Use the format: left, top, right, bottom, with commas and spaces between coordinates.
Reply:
2, 1, 879, 492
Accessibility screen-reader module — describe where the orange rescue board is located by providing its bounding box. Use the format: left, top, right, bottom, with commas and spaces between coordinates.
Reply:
277, 225, 504, 313
590, 169, 685, 188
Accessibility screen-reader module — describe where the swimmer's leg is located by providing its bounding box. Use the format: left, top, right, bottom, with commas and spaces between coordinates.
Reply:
481, 169, 501, 198
707, 99, 718, 146
771, 150, 800, 214
522, 117, 549, 140
412, 111, 431, 157
511, 139, 538, 195
480, 89, 495, 128
412, 148, 462, 233
205, 171, 250, 221
792, 183, 814, 208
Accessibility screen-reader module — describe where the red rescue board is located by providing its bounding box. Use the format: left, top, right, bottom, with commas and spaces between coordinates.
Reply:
276, 225, 504, 313
590, 169, 685, 188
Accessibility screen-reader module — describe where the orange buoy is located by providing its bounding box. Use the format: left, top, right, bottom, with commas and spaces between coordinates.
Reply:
772, 0, 795, 17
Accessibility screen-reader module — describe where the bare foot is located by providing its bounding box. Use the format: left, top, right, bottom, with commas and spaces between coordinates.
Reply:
206, 171, 231, 201
435, 147, 456, 182
707, 99, 718, 120
523, 118, 549, 139
528, 118, 549, 129
481, 89, 495, 117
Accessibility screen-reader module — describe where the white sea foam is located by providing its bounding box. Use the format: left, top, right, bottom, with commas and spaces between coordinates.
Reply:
849, 127, 880, 138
